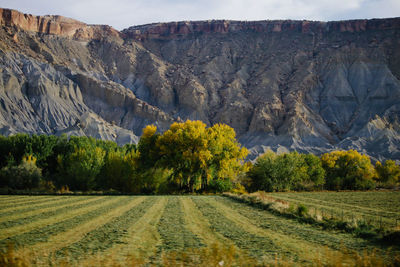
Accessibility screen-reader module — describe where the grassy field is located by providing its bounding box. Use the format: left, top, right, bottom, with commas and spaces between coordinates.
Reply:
0, 194, 399, 266
268, 191, 400, 229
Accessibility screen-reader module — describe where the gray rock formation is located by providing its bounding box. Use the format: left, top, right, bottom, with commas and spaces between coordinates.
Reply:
0, 8, 400, 160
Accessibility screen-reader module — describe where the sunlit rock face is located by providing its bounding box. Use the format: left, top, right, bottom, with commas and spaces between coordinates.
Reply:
0, 8, 399, 160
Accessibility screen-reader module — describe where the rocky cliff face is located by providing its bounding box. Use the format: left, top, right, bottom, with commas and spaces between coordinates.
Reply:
0, 8, 399, 160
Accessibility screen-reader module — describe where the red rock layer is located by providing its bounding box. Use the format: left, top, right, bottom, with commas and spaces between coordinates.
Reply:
123, 18, 400, 40
0, 8, 120, 40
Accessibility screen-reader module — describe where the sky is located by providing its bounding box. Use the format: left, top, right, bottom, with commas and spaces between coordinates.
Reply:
0, 0, 399, 30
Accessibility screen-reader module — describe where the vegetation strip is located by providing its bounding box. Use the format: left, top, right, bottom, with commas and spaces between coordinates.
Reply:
181, 197, 231, 247
56, 197, 155, 258
270, 192, 400, 218
157, 197, 204, 252
27, 197, 145, 256
80, 197, 167, 264
217, 196, 374, 252
0, 196, 64, 212
191, 197, 284, 260
269, 194, 398, 220
0, 196, 123, 243
216, 197, 346, 263
271, 193, 400, 214
0, 196, 90, 220
257, 192, 400, 230
225, 193, 400, 248
0, 196, 102, 229
0, 196, 44, 204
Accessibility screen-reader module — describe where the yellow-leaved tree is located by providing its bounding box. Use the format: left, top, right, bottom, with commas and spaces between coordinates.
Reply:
321, 150, 376, 190
139, 120, 248, 192
101, 149, 140, 193
375, 160, 400, 187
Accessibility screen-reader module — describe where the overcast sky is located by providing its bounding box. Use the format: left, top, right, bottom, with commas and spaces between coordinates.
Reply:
0, 0, 399, 30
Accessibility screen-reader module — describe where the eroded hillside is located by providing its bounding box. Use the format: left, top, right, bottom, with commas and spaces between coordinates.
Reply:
0, 8, 399, 160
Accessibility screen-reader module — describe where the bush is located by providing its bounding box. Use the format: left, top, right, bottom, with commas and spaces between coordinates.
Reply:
247, 150, 325, 192
208, 179, 233, 193
296, 204, 308, 217
354, 221, 377, 238
375, 160, 400, 188
0, 155, 42, 189
321, 150, 376, 190
56, 139, 105, 191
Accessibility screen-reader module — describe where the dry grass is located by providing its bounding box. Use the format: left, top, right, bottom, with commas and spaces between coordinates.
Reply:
1, 242, 399, 267
28, 196, 145, 256
0, 196, 118, 239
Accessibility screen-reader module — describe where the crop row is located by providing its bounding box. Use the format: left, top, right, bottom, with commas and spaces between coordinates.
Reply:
268, 192, 400, 228
0, 197, 132, 248
56, 197, 158, 259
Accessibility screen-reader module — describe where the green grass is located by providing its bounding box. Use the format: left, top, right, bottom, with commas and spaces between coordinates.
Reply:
0, 197, 131, 248
156, 197, 204, 251
0, 196, 96, 228
217, 196, 375, 251
0, 194, 398, 266
191, 196, 283, 260
268, 191, 400, 229
57, 197, 157, 259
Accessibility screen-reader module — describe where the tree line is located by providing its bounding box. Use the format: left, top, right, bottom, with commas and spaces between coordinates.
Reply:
0, 120, 398, 193
0, 120, 247, 193
247, 149, 399, 192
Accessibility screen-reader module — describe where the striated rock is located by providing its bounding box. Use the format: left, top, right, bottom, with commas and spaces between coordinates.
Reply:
123, 18, 400, 40
0, 8, 121, 40
56, 112, 138, 146
0, 8, 400, 160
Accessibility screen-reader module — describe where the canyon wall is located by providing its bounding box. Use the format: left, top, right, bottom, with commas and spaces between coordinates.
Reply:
0, 8, 399, 160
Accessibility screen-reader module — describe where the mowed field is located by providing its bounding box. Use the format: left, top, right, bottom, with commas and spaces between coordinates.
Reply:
269, 191, 400, 229
0, 194, 399, 266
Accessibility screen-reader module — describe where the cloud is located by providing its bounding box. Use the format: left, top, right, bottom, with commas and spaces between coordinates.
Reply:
0, 0, 398, 30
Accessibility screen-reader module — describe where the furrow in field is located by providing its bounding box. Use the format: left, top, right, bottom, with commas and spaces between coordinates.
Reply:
0, 196, 103, 228
191, 196, 282, 261
269, 194, 399, 218
181, 197, 232, 248
0, 196, 36, 203
218, 196, 374, 252
80, 197, 167, 265
157, 197, 204, 252
0, 196, 63, 211
195, 197, 347, 264
55, 196, 155, 259
13, 197, 138, 254
270, 192, 400, 213
0, 196, 120, 242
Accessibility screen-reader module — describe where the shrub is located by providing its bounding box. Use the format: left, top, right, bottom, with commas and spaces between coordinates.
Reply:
296, 204, 308, 217
208, 179, 232, 193
247, 150, 325, 192
321, 150, 376, 190
0, 155, 42, 189
56, 141, 105, 191
375, 160, 400, 188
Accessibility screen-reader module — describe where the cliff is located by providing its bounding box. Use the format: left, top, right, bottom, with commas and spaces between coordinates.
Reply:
123, 18, 400, 39
0, 8, 399, 160
0, 8, 121, 40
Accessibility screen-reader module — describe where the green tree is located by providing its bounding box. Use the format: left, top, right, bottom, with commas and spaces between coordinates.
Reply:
321, 150, 376, 190
248, 151, 325, 192
141, 120, 247, 192
156, 120, 212, 192
375, 160, 400, 187
248, 150, 278, 192
302, 154, 325, 190
207, 123, 248, 190
57, 142, 105, 191
0, 155, 42, 189
100, 149, 140, 193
